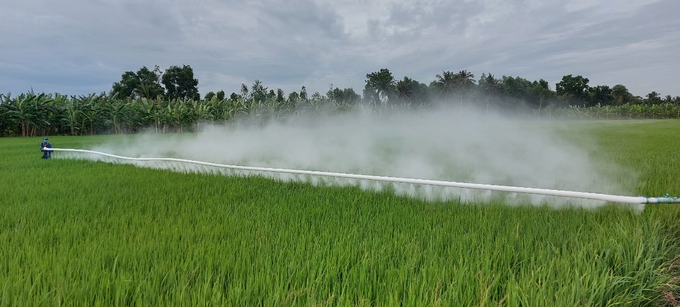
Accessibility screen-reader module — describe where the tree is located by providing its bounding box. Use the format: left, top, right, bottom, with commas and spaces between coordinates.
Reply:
364, 68, 396, 106
112, 66, 164, 99
455, 70, 475, 105
327, 86, 360, 105
216, 90, 225, 101
645, 91, 662, 105
478, 73, 500, 111
162, 65, 199, 100
499, 76, 531, 100
611, 84, 632, 105
395, 78, 414, 101
112, 72, 138, 98
300, 86, 308, 102
556, 74, 590, 105
587, 85, 613, 106
531, 79, 555, 111
432, 70, 457, 104
204, 91, 216, 101
276, 89, 285, 104
287, 91, 300, 105
240, 84, 249, 101
478, 73, 499, 96
0, 94, 15, 136
395, 77, 429, 105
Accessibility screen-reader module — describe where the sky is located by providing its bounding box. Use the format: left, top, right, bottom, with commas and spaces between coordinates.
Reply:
1, 0, 678, 98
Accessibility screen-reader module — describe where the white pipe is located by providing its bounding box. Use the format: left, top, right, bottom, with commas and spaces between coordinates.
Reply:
45, 148, 680, 205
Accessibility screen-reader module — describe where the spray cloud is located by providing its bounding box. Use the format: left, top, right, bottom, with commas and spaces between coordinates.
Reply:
89, 105, 632, 208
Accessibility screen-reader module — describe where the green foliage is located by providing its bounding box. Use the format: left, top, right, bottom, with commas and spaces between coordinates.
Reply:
556, 74, 590, 105
587, 85, 613, 106
327, 86, 360, 105
162, 65, 200, 100
394, 77, 429, 106
499, 76, 533, 101
454, 70, 475, 105
204, 91, 216, 101
276, 88, 285, 103
477, 73, 499, 96
612, 84, 633, 105
250, 79, 268, 103
431, 70, 476, 106
1, 86, 678, 137
364, 68, 396, 105
112, 66, 164, 99
645, 91, 663, 105
216, 90, 225, 101
1, 121, 680, 305
3, 68, 680, 137
432, 70, 457, 104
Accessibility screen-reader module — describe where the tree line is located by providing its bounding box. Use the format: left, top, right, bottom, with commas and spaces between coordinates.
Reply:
105, 65, 680, 108
1, 65, 679, 137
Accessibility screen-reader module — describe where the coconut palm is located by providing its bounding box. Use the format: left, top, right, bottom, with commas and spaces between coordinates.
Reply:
433, 71, 456, 104
396, 78, 415, 101
455, 70, 475, 106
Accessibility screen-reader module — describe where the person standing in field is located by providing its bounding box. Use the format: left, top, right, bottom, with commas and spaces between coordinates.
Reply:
40, 138, 52, 159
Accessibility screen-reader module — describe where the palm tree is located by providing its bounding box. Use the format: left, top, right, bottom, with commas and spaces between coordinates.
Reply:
434, 71, 456, 104
478, 73, 499, 112
396, 77, 415, 103
455, 70, 475, 106
646, 91, 661, 105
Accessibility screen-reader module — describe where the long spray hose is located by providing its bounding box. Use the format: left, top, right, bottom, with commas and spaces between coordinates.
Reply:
44, 148, 680, 205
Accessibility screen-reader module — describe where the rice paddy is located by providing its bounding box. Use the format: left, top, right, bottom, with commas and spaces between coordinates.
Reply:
1, 120, 679, 306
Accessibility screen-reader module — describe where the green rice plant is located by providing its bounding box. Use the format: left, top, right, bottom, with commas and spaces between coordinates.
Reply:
0, 120, 679, 306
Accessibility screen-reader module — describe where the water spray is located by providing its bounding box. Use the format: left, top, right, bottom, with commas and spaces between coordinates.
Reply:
45, 148, 680, 205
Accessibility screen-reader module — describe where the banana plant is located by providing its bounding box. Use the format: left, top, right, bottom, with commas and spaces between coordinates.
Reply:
78, 93, 108, 135
0, 93, 18, 136
12, 93, 38, 136
61, 95, 86, 136
13, 92, 54, 136
193, 99, 212, 131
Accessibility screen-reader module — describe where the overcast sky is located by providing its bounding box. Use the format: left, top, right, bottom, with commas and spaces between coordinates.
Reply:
1, 0, 678, 98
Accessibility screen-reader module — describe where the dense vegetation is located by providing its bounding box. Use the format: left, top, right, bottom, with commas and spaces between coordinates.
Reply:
1, 120, 679, 306
1, 66, 679, 137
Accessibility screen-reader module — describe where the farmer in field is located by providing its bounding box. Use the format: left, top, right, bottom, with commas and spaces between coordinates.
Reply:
40, 138, 52, 159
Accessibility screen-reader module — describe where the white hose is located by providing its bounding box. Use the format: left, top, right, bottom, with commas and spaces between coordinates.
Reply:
45, 148, 680, 205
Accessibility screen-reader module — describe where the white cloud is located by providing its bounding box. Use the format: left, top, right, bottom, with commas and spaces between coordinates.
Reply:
0, 0, 677, 97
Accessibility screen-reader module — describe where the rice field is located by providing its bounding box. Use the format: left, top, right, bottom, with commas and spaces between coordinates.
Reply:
1, 120, 679, 306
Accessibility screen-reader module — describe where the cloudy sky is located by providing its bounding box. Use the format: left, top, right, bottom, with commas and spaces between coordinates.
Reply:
1, 0, 678, 98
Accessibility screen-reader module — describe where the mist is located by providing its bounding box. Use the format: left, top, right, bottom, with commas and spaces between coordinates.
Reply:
86, 105, 635, 209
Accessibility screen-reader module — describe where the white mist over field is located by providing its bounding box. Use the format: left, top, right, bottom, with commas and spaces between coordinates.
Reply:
90, 106, 632, 208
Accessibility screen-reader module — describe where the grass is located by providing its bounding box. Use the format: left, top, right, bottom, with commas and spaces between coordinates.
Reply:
1, 120, 679, 306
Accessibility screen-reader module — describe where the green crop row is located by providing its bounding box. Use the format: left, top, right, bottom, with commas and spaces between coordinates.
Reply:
1, 120, 679, 306
1, 91, 678, 138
